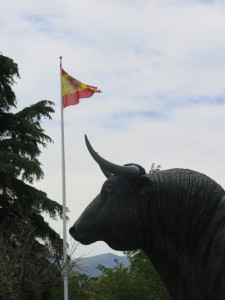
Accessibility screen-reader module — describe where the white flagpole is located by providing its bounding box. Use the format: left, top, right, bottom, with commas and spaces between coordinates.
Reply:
59, 56, 68, 300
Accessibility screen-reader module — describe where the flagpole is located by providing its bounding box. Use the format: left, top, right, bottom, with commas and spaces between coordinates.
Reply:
59, 56, 68, 300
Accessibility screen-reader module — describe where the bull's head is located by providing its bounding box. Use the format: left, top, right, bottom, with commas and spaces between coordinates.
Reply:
69, 135, 153, 251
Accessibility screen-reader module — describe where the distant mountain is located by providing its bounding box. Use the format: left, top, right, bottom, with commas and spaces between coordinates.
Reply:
74, 253, 130, 277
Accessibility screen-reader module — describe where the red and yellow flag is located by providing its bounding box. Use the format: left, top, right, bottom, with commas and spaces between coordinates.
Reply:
62, 69, 101, 108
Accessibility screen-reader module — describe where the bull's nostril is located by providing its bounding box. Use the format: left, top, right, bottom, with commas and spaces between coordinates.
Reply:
69, 226, 76, 235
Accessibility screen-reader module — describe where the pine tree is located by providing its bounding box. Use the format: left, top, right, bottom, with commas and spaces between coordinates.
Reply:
0, 53, 64, 299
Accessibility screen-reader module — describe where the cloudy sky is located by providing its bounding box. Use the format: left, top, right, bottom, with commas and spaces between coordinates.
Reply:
1, 0, 225, 257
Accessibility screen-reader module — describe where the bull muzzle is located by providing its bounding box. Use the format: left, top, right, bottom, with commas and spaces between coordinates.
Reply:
69, 225, 76, 237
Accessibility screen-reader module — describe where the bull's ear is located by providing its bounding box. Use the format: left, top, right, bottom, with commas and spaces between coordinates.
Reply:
136, 175, 153, 195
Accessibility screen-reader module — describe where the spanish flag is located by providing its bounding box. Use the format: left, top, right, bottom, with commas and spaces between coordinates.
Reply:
62, 69, 101, 108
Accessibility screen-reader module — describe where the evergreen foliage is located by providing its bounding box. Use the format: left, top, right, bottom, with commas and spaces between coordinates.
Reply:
0, 53, 64, 299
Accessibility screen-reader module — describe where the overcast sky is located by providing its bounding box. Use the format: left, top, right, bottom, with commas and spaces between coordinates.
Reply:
1, 0, 225, 257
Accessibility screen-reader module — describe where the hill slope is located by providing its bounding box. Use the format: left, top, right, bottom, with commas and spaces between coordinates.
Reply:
74, 253, 130, 277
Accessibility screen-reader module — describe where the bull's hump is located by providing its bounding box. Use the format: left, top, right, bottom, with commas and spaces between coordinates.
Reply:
148, 168, 225, 239
150, 168, 224, 198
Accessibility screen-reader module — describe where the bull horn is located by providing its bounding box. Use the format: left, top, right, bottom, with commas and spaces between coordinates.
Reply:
99, 166, 112, 179
85, 135, 141, 179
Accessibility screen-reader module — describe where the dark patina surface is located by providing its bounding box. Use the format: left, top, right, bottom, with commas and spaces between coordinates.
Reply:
70, 136, 225, 300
